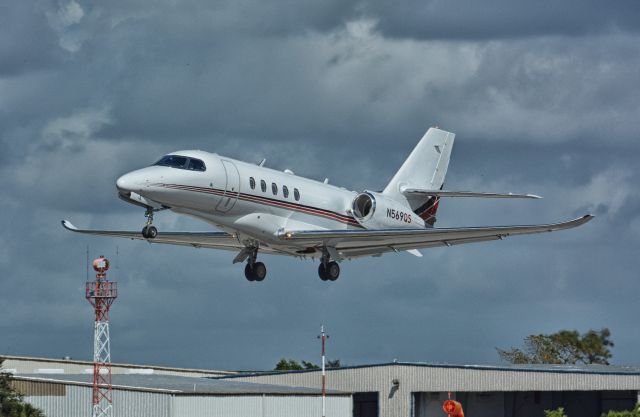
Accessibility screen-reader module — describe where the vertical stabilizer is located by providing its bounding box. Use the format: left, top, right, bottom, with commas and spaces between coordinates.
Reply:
383, 127, 455, 225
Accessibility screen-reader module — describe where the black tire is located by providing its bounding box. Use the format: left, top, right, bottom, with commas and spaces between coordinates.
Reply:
142, 226, 149, 238
327, 261, 340, 281
318, 264, 329, 281
147, 226, 158, 239
244, 264, 256, 281
253, 262, 267, 281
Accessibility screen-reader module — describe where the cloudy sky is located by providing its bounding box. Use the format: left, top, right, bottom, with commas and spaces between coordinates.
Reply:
1, 0, 639, 371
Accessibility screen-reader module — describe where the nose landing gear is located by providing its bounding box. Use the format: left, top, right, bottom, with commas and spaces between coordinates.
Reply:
141, 208, 158, 239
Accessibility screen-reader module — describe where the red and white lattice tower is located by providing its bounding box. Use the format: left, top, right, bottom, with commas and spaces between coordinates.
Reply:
86, 256, 118, 417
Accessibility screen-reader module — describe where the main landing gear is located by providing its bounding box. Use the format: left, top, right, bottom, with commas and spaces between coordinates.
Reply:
245, 262, 267, 281
141, 207, 158, 239
318, 250, 340, 281
244, 248, 267, 282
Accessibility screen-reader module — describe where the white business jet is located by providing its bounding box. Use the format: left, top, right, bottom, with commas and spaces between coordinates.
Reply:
62, 127, 592, 282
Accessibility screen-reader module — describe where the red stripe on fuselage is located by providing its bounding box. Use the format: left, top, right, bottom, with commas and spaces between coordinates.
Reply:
157, 183, 360, 226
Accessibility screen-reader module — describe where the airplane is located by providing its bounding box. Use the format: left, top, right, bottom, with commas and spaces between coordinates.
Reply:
62, 127, 593, 282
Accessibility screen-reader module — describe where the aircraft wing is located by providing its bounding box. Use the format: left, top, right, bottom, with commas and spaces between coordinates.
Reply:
61, 220, 245, 252
277, 215, 594, 258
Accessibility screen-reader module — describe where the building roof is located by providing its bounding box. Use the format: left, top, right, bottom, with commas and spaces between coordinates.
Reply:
12, 374, 349, 396
0, 354, 235, 376
218, 361, 640, 395
219, 361, 640, 379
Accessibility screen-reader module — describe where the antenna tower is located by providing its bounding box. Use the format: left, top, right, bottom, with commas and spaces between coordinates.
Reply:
86, 256, 118, 417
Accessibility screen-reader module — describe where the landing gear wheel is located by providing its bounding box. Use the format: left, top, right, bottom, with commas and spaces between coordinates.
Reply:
245, 262, 267, 282
253, 262, 267, 281
244, 264, 256, 281
318, 264, 329, 281
147, 226, 158, 239
326, 261, 340, 281
142, 225, 157, 239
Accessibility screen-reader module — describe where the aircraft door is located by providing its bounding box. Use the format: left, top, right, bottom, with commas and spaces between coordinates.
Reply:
215, 160, 240, 212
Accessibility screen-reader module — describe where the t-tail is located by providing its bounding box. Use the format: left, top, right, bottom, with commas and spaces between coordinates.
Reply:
383, 127, 455, 226
383, 127, 542, 227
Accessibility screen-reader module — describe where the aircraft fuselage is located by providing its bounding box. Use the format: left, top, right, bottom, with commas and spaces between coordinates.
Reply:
116, 150, 415, 252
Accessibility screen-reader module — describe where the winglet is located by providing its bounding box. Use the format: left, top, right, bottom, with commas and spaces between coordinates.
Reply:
559, 214, 594, 229
61, 220, 79, 232
580, 214, 595, 222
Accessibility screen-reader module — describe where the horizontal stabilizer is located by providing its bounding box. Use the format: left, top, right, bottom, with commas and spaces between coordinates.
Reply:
401, 188, 542, 199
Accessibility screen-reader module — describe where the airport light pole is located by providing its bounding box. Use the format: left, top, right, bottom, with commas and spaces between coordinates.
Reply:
86, 256, 117, 417
318, 325, 329, 417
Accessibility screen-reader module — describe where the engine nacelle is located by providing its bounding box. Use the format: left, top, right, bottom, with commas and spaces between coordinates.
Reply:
351, 191, 425, 229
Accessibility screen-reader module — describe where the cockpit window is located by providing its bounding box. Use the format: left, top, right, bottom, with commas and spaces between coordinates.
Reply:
155, 155, 187, 168
154, 155, 206, 172
187, 158, 206, 171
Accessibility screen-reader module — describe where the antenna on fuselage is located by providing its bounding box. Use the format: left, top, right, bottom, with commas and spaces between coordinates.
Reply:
258, 158, 266, 167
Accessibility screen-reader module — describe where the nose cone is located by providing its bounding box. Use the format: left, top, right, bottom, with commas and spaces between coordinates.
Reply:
116, 172, 141, 193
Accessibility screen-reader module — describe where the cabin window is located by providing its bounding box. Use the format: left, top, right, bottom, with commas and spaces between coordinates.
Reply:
294, 188, 300, 201
272, 182, 278, 195
283, 185, 289, 198
260, 180, 267, 192
250, 177, 256, 190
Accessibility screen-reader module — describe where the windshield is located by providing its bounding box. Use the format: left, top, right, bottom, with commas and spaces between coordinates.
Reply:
154, 155, 206, 172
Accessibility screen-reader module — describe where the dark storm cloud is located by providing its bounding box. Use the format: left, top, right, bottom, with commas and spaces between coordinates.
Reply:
0, 1, 61, 76
362, 0, 640, 40
1, 0, 639, 370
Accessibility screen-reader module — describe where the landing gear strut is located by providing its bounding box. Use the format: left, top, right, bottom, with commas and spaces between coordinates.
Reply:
244, 248, 267, 282
141, 208, 158, 239
318, 250, 340, 281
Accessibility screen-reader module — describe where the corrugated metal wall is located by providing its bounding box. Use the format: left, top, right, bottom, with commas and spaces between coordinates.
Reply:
173, 395, 262, 416
24, 385, 172, 417
20, 381, 352, 417
172, 395, 352, 417
229, 365, 640, 417
262, 395, 351, 417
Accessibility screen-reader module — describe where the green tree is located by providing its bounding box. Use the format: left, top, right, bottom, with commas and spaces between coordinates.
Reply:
602, 403, 640, 417
545, 407, 568, 417
274, 358, 341, 371
0, 359, 46, 417
497, 328, 614, 365
301, 361, 320, 370
326, 359, 341, 369
274, 359, 305, 370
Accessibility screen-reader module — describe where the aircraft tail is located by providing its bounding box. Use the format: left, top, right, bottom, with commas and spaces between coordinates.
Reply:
382, 127, 455, 225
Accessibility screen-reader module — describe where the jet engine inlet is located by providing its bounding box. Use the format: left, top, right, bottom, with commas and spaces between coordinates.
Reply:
352, 192, 375, 220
